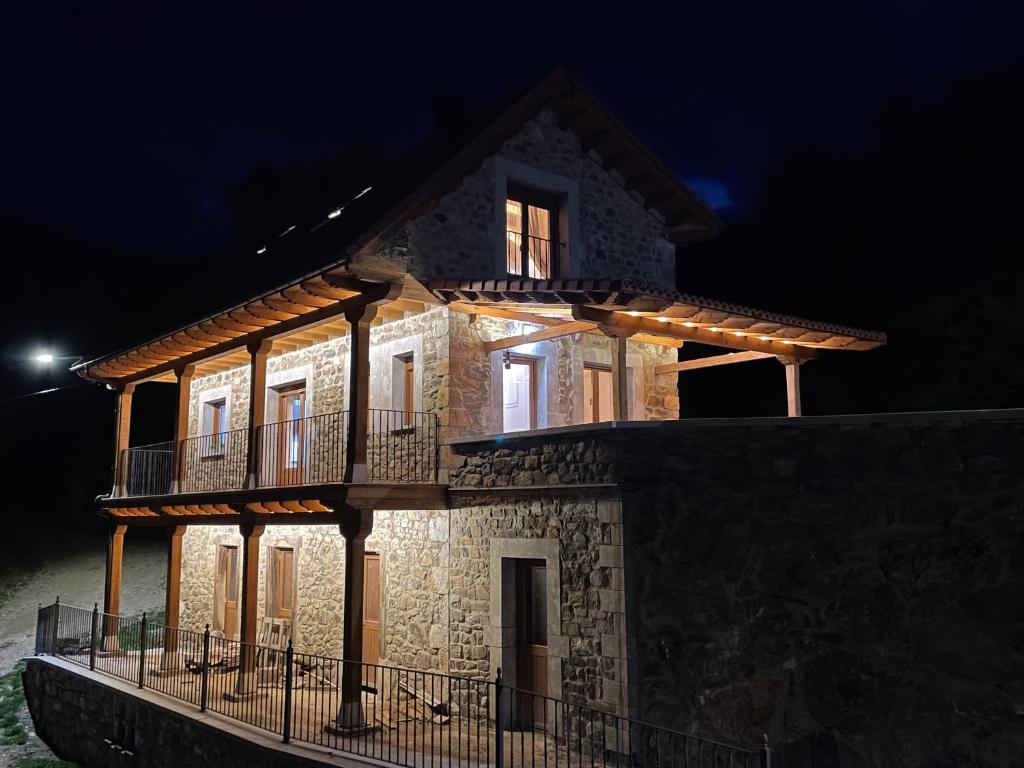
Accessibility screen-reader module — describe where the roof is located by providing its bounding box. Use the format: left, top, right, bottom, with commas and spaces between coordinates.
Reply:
429, 278, 886, 351
75, 69, 723, 384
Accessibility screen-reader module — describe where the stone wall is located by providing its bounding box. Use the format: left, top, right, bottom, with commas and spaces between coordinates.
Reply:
446, 411, 1024, 766
23, 658, 339, 768
402, 108, 678, 287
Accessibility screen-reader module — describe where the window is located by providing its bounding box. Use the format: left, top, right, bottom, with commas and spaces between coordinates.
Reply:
213, 544, 239, 638
201, 398, 228, 454
583, 364, 614, 423
506, 184, 559, 279
268, 546, 296, 620
503, 355, 537, 432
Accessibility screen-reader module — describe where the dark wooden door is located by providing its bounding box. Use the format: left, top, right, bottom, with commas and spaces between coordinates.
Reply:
362, 553, 382, 686
515, 559, 548, 727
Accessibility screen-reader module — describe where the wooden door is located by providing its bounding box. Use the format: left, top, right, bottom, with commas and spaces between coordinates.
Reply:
269, 546, 295, 620
583, 365, 614, 423
515, 559, 548, 727
276, 387, 306, 485
216, 545, 239, 639
362, 553, 382, 687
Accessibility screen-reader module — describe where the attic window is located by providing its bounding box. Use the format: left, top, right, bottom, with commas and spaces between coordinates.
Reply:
506, 184, 559, 279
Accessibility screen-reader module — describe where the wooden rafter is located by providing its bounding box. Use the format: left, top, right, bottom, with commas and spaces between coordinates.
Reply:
571, 305, 818, 359
483, 321, 596, 353
654, 351, 774, 375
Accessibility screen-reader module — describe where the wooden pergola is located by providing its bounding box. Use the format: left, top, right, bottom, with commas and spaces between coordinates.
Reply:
431, 277, 886, 419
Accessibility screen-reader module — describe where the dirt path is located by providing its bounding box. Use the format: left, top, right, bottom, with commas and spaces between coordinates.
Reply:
0, 531, 166, 766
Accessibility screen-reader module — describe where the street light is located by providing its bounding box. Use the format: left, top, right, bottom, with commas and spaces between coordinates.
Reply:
33, 351, 82, 366
35, 352, 55, 364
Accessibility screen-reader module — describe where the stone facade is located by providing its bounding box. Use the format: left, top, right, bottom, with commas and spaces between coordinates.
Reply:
402, 108, 678, 288
448, 411, 1024, 768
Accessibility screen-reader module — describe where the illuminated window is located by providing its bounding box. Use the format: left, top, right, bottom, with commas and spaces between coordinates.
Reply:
201, 398, 228, 454
506, 185, 559, 279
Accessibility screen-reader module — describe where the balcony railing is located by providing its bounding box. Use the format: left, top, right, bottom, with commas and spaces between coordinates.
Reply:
177, 428, 249, 494
121, 440, 175, 496
114, 409, 440, 497
37, 601, 767, 768
506, 230, 565, 279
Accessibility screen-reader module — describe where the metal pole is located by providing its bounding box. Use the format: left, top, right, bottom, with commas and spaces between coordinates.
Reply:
200, 626, 211, 712
90, 603, 99, 670
50, 597, 61, 655
282, 640, 294, 743
759, 734, 771, 768
494, 667, 504, 768
138, 613, 148, 689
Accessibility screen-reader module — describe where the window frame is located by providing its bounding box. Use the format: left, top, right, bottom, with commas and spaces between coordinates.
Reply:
502, 354, 539, 432
506, 183, 560, 279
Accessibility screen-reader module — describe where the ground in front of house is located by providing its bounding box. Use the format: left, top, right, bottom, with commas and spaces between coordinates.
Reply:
0, 529, 166, 767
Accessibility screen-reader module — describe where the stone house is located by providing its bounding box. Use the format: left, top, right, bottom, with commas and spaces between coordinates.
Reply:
67, 69, 890, 749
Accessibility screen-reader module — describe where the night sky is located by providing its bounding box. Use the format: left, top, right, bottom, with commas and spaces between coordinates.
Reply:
2, 2, 1023, 535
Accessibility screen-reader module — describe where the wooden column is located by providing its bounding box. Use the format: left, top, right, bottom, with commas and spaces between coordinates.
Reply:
334, 506, 374, 732
171, 365, 195, 492
246, 340, 273, 488
111, 384, 136, 496
610, 335, 629, 420
778, 356, 803, 417
232, 521, 265, 696
160, 526, 187, 670
102, 524, 127, 650
343, 305, 379, 484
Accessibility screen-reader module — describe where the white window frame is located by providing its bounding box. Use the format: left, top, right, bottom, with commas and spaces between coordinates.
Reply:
198, 385, 232, 456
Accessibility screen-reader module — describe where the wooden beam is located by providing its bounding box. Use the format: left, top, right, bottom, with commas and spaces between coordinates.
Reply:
234, 522, 264, 695
102, 524, 127, 650
779, 357, 803, 417
337, 508, 373, 728
571, 305, 818, 359
111, 383, 136, 497
654, 351, 774, 375
483, 321, 595, 353
246, 340, 273, 488
171, 365, 195, 492
159, 526, 186, 670
610, 336, 629, 420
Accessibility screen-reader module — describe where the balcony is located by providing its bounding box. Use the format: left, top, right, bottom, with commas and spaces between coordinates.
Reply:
114, 408, 440, 499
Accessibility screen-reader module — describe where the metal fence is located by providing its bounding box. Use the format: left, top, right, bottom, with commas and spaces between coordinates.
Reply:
37, 601, 767, 768
115, 409, 441, 496
121, 441, 175, 496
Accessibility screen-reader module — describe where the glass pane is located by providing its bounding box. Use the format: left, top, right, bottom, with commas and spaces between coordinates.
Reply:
527, 205, 551, 278
506, 199, 523, 274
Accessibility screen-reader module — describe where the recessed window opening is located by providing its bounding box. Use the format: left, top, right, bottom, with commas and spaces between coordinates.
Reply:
506, 184, 559, 279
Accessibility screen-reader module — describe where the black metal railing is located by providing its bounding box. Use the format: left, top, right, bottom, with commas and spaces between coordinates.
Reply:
367, 409, 440, 483
256, 411, 347, 487
506, 230, 565, 279
120, 441, 175, 496
38, 602, 767, 768
177, 428, 249, 493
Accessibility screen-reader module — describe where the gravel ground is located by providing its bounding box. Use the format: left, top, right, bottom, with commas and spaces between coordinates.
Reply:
0, 531, 166, 767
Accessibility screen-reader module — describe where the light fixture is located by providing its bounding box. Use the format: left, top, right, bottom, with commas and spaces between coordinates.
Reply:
502, 350, 512, 370
627, 311, 640, 317
656, 316, 669, 323
759, 335, 771, 341
732, 331, 744, 337
256, 247, 267, 255
709, 326, 720, 332
327, 208, 343, 219
35, 352, 55, 364
683, 322, 697, 328
782, 340, 795, 345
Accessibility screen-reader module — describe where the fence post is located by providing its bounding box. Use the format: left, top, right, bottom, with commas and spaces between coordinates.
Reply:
138, 612, 148, 689
494, 667, 504, 768
90, 603, 99, 670
759, 734, 771, 768
50, 597, 61, 655
200, 625, 210, 712
282, 640, 294, 743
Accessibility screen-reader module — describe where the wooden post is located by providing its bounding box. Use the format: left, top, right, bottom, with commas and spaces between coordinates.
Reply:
111, 384, 136, 496
171, 365, 195, 492
246, 340, 273, 488
232, 521, 264, 696
610, 335, 629, 420
102, 524, 127, 650
333, 506, 373, 732
160, 526, 187, 671
344, 305, 379, 484
778, 356, 803, 417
